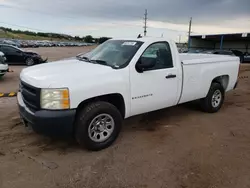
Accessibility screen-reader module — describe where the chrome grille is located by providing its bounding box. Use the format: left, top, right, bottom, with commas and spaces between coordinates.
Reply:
20, 81, 40, 112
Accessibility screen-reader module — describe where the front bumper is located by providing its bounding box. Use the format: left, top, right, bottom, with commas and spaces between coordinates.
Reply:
0, 63, 8, 70
0, 65, 8, 76
0, 70, 7, 76
39, 57, 48, 63
33, 56, 48, 64
17, 92, 76, 137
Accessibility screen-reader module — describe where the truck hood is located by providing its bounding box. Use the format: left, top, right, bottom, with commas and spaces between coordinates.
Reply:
20, 59, 116, 88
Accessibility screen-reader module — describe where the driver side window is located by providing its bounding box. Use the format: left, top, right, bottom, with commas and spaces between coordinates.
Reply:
140, 42, 173, 71
1, 46, 16, 53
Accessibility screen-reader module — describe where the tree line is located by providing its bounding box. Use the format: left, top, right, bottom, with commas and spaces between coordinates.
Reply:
0, 27, 111, 44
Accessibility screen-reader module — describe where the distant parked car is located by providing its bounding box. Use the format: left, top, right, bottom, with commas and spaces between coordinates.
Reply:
243, 52, 250, 63
0, 44, 47, 66
2, 40, 21, 48
20, 41, 29, 48
0, 51, 8, 78
27, 41, 39, 48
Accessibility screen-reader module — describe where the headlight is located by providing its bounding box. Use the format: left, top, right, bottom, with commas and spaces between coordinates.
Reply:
40, 88, 70, 110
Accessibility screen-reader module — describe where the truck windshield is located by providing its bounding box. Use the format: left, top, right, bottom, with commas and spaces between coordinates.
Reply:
77, 40, 143, 69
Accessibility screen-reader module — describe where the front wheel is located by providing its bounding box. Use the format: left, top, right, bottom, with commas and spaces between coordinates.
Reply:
25, 58, 34, 66
200, 83, 225, 113
75, 101, 122, 151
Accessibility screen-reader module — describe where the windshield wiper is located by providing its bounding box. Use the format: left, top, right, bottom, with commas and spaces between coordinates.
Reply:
77, 57, 116, 69
90, 59, 116, 69
90, 59, 107, 65
77, 56, 90, 62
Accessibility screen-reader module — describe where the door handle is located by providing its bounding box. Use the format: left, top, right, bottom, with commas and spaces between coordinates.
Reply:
165, 74, 176, 79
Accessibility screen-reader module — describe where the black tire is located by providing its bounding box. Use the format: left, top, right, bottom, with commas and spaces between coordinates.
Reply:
25, 58, 34, 66
200, 82, 225, 113
75, 101, 122, 151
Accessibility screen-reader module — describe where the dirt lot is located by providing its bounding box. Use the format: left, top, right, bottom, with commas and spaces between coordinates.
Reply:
0, 47, 250, 188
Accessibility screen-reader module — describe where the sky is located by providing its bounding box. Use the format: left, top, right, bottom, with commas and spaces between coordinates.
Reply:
0, 0, 249, 42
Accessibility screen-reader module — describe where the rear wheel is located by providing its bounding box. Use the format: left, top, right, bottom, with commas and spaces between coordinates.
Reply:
200, 83, 225, 113
75, 101, 122, 151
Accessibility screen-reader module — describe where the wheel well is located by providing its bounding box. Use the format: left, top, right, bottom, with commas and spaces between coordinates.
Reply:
76, 93, 126, 118
212, 75, 229, 90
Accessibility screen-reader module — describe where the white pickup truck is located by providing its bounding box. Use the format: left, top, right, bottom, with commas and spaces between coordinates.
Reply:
18, 37, 240, 150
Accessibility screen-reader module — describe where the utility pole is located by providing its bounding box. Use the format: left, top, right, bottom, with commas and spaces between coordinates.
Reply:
143, 9, 148, 37
188, 17, 192, 49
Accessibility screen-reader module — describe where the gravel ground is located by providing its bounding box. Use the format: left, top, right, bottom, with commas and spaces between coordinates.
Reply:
0, 47, 250, 188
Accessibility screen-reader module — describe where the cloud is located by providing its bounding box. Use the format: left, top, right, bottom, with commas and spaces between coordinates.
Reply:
0, 0, 249, 39
3, 0, 250, 22
0, 0, 15, 6
0, 0, 8, 3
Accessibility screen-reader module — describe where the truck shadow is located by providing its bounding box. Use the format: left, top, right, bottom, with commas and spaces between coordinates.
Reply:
123, 100, 202, 132
12, 101, 202, 154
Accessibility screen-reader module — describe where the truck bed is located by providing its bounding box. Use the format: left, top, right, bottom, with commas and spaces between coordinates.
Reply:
180, 53, 239, 65
178, 53, 240, 104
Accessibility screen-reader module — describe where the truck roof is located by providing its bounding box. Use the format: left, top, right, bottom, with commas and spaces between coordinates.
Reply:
110, 37, 172, 43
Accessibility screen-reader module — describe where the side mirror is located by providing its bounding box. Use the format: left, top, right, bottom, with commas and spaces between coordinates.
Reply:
136, 57, 156, 73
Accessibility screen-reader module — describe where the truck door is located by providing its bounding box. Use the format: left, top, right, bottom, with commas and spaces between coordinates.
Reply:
130, 42, 179, 116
